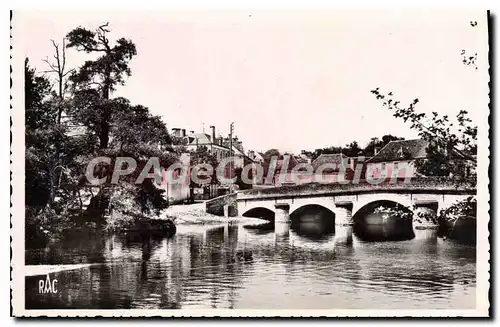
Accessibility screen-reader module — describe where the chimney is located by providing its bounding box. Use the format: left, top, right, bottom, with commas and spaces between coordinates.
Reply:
181, 129, 186, 137
172, 128, 181, 137
210, 125, 216, 145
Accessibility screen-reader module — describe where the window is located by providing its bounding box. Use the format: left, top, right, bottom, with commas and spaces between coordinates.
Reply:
397, 146, 404, 158
392, 161, 399, 178
381, 163, 387, 177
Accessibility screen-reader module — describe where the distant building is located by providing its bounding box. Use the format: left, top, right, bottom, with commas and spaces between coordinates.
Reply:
365, 138, 476, 179
247, 150, 265, 164
160, 152, 191, 204
171, 127, 227, 163
171, 125, 249, 168
311, 153, 355, 183
170, 125, 255, 195
364, 139, 428, 179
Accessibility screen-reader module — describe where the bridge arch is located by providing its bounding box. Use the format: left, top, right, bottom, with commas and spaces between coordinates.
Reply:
290, 204, 335, 218
352, 200, 412, 221
351, 193, 413, 217
352, 199, 414, 241
290, 204, 336, 240
242, 207, 275, 221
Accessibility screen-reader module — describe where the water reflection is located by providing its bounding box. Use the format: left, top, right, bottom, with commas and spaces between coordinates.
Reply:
26, 217, 476, 310
354, 213, 414, 242
290, 205, 335, 241
442, 218, 477, 245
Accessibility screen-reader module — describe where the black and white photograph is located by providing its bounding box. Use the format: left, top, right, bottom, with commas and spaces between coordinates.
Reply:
10, 9, 490, 317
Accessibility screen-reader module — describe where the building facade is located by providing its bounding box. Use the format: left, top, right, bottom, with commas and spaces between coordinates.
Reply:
310, 153, 355, 183
364, 139, 429, 179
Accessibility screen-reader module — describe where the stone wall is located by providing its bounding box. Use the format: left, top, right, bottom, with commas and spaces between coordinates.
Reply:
205, 193, 238, 217
238, 177, 476, 201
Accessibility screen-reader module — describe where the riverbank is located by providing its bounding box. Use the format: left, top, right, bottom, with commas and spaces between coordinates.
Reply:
26, 197, 267, 251
163, 201, 266, 226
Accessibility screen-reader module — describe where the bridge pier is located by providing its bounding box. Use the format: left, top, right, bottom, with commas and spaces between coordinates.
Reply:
274, 203, 290, 223
412, 203, 439, 240
334, 203, 353, 245
274, 203, 290, 237
224, 223, 229, 241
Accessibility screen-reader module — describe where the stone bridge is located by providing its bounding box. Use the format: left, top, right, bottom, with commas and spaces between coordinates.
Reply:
208, 178, 476, 243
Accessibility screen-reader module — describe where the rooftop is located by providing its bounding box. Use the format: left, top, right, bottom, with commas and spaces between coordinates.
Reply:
187, 133, 212, 146
366, 139, 428, 163
311, 153, 352, 172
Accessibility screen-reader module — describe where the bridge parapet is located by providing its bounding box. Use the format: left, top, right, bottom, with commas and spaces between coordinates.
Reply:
237, 177, 476, 201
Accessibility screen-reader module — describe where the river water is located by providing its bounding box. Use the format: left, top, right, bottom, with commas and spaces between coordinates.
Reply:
25, 218, 476, 310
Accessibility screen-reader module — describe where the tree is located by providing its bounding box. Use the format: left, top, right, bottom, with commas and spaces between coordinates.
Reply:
189, 146, 219, 187
25, 58, 90, 212
303, 146, 342, 161
369, 20, 479, 232
370, 22, 478, 167
25, 58, 55, 132
25, 58, 56, 209
343, 141, 362, 158
370, 89, 477, 165
66, 22, 137, 149
39, 39, 77, 208
382, 134, 404, 145
262, 148, 281, 161
363, 135, 404, 158
438, 195, 476, 242
25, 58, 91, 244
110, 99, 171, 149
25, 24, 181, 246
41, 38, 74, 121
370, 90, 477, 234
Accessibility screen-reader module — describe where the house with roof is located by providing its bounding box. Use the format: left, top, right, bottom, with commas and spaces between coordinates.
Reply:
172, 125, 250, 169
364, 139, 429, 179
311, 153, 356, 183
251, 153, 302, 186
171, 125, 259, 194
259, 152, 358, 186
273, 154, 301, 185
247, 150, 265, 164
297, 150, 313, 164
366, 138, 477, 180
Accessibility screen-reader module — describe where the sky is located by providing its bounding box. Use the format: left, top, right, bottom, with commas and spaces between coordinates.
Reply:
15, 10, 489, 153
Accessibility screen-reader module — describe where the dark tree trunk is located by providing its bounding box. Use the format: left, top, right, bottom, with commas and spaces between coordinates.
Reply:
99, 117, 110, 149
99, 69, 112, 149
47, 170, 55, 209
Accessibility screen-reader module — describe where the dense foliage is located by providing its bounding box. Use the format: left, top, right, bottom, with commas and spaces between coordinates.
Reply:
25, 24, 179, 246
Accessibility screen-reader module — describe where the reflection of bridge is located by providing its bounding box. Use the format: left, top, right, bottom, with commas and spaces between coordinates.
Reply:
213, 178, 476, 243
